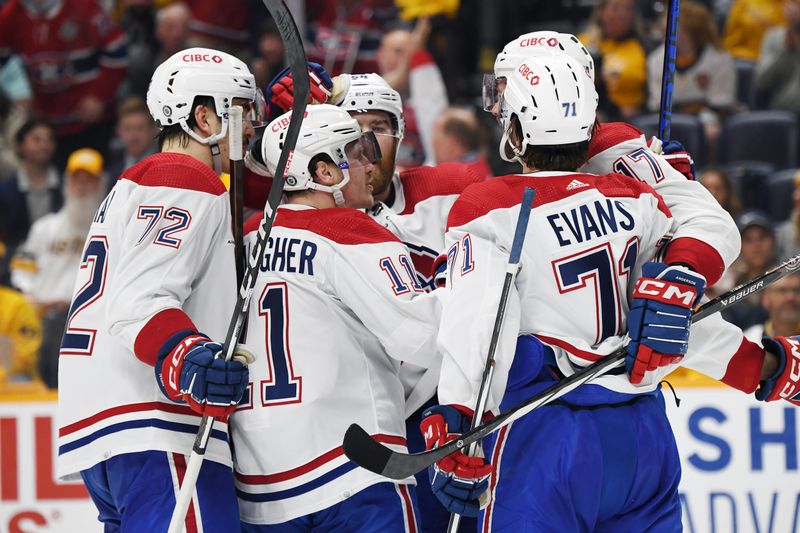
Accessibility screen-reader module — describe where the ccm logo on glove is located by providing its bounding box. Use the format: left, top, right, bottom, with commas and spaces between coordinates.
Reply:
634, 279, 697, 307
779, 338, 800, 399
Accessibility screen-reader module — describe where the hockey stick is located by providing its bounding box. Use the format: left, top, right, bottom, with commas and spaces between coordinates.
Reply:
229, 105, 245, 288
343, 253, 800, 480
167, 2, 309, 531
447, 187, 535, 532
658, 0, 680, 140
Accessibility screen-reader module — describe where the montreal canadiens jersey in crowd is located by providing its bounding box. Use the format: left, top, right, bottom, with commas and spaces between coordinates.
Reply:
11, 208, 88, 303
231, 204, 441, 525
437, 172, 675, 412
582, 122, 763, 392
57, 153, 237, 479
0, 0, 127, 135
581, 122, 740, 285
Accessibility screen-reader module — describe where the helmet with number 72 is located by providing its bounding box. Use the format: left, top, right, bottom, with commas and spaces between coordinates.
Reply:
146, 48, 257, 146
498, 54, 598, 162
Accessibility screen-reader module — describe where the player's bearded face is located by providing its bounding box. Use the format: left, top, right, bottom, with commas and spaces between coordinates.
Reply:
351, 111, 399, 198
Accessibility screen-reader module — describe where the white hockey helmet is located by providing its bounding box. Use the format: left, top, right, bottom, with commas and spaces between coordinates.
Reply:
498, 54, 598, 163
262, 104, 381, 206
339, 73, 405, 140
485, 32, 594, 112
147, 48, 257, 149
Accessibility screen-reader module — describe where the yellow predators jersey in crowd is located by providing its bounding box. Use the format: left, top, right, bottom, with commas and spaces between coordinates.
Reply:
0, 285, 42, 384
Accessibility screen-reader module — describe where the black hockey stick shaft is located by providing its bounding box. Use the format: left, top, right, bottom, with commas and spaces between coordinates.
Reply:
658, 0, 680, 140
447, 188, 535, 532
229, 106, 245, 289
343, 254, 800, 480
168, 2, 309, 531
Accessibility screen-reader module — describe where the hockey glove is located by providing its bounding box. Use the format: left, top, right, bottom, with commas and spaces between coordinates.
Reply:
661, 139, 696, 181
156, 330, 253, 419
756, 336, 800, 406
626, 263, 706, 385
266, 62, 332, 121
420, 404, 492, 518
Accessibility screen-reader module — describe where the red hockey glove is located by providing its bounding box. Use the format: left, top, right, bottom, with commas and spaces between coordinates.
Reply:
266, 62, 332, 120
420, 405, 492, 518
757, 336, 800, 406
661, 139, 695, 181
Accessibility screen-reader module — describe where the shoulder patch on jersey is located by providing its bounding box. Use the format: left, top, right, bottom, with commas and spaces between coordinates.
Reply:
447, 172, 671, 230
268, 207, 403, 246
398, 162, 485, 215
121, 153, 226, 196
587, 122, 645, 160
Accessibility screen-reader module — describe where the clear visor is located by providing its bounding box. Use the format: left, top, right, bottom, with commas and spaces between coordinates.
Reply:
242, 91, 268, 127
342, 131, 382, 170
356, 113, 401, 139
482, 73, 498, 112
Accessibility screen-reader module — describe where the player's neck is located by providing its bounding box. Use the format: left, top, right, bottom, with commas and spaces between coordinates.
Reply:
161, 138, 215, 171
287, 191, 336, 210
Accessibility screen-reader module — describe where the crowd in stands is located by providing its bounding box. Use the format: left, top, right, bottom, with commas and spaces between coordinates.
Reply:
1, 0, 800, 389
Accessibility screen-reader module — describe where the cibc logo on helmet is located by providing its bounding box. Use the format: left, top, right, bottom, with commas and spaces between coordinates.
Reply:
181, 53, 223, 63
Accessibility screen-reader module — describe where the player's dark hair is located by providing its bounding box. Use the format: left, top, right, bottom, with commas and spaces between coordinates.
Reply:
508, 114, 590, 171
157, 96, 216, 150
441, 114, 482, 153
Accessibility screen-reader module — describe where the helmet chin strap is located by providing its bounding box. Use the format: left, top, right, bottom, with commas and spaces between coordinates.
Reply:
499, 128, 525, 165
181, 115, 229, 175
306, 167, 350, 207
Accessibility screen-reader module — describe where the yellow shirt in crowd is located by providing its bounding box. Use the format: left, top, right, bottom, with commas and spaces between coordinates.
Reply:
723, 0, 786, 61
579, 32, 647, 113
0, 285, 42, 384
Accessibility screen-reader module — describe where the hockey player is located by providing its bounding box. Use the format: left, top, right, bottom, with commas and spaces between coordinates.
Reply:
424, 53, 695, 530
57, 48, 260, 531
495, 31, 798, 407
231, 104, 441, 531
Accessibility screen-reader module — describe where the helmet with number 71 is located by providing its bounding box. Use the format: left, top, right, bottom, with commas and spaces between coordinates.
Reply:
146, 48, 257, 146
498, 54, 598, 162
262, 104, 381, 206
485, 32, 594, 113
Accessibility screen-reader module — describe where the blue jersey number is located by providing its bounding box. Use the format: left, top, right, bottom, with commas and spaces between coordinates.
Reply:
259, 282, 302, 406
613, 147, 664, 183
61, 236, 109, 356
553, 241, 638, 344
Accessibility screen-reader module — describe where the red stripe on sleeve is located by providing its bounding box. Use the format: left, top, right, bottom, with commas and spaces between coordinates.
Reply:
720, 338, 766, 393
663, 236, 725, 286
133, 308, 197, 367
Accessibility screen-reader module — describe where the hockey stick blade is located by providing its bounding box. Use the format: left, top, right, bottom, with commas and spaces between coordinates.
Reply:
343, 253, 800, 480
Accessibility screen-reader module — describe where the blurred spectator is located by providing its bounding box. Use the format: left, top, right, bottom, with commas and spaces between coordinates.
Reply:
186, 0, 253, 59
119, 0, 158, 98
723, 210, 777, 329
250, 26, 285, 89
723, 0, 785, 61
647, 1, 736, 145
106, 96, 157, 182
154, 1, 190, 64
775, 170, 800, 257
0, 56, 32, 174
305, 0, 396, 75
376, 18, 448, 168
699, 167, 742, 218
744, 272, 800, 341
0, 241, 41, 386
10, 147, 105, 388
0, 0, 128, 170
579, 0, 648, 120
0, 119, 61, 262
431, 105, 493, 179
754, 0, 800, 113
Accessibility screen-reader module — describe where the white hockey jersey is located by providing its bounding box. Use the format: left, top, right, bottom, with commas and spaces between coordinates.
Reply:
57, 153, 237, 479
581, 122, 740, 285
582, 123, 765, 393
231, 204, 441, 524
437, 172, 675, 411
11, 209, 88, 303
